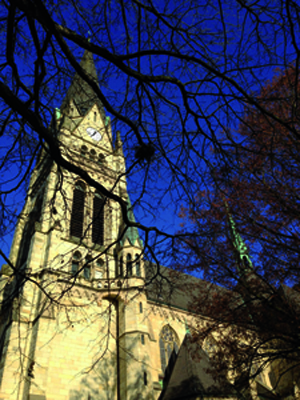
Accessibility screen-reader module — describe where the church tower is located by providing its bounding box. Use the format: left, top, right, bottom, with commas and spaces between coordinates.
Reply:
0, 52, 154, 400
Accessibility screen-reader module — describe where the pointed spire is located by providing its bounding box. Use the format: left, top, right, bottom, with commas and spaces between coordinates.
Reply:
120, 196, 142, 247
60, 50, 105, 119
224, 200, 253, 275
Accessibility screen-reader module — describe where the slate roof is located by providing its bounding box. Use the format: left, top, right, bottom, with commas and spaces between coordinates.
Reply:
60, 50, 105, 119
145, 261, 229, 314
159, 335, 237, 400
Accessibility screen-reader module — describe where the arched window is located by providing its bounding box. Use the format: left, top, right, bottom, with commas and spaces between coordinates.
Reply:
90, 149, 96, 160
135, 254, 141, 277
141, 334, 145, 345
159, 325, 179, 374
119, 256, 124, 277
95, 258, 104, 279
81, 145, 88, 157
84, 256, 92, 280
143, 372, 147, 386
92, 193, 104, 245
139, 302, 143, 313
98, 153, 105, 165
70, 181, 85, 238
94, 112, 97, 122
72, 251, 81, 275
127, 254, 132, 276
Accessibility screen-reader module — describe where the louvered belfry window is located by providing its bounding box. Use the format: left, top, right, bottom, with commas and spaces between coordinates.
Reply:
70, 181, 86, 238
92, 193, 104, 245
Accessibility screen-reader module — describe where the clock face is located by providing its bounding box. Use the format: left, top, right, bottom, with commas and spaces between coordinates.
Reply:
86, 127, 102, 141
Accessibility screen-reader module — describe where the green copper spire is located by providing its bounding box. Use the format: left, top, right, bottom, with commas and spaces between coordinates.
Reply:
184, 318, 191, 335
60, 50, 105, 119
120, 196, 142, 247
224, 200, 253, 274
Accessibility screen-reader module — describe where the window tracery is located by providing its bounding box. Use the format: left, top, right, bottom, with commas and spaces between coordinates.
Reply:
159, 325, 179, 373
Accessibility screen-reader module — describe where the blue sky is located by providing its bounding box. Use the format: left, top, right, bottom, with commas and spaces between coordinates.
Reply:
0, 0, 298, 271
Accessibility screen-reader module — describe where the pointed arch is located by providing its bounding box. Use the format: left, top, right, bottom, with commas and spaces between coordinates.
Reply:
70, 181, 86, 238
159, 325, 179, 374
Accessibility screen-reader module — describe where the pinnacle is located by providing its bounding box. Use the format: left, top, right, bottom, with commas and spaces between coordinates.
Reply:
60, 50, 105, 119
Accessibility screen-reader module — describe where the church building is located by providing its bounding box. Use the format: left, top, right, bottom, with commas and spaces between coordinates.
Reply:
0, 52, 289, 400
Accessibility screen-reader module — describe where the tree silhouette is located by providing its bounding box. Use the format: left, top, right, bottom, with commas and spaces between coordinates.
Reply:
178, 65, 300, 398
0, 0, 300, 397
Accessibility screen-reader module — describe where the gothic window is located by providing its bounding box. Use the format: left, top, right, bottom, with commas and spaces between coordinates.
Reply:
72, 251, 81, 275
92, 193, 104, 245
95, 258, 104, 279
141, 334, 145, 345
139, 302, 143, 313
84, 256, 92, 280
84, 266, 91, 280
94, 112, 97, 122
159, 325, 179, 374
135, 254, 141, 277
70, 181, 86, 238
119, 256, 124, 277
126, 254, 132, 276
